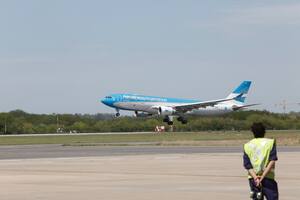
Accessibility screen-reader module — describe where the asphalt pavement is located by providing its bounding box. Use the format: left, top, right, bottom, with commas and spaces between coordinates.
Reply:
0, 144, 299, 159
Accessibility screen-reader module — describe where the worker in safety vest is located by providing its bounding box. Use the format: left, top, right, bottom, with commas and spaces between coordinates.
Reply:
243, 123, 279, 200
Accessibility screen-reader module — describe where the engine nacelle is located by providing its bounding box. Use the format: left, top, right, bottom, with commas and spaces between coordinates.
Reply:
158, 106, 176, 116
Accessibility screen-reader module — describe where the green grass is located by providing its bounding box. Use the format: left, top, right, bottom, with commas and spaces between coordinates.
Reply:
0, 130, 299, 146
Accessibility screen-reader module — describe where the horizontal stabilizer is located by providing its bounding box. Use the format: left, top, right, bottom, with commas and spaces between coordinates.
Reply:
232, 103, 260, 111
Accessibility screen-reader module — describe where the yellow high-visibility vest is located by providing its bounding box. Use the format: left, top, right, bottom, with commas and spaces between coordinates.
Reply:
244, 138, 275, 179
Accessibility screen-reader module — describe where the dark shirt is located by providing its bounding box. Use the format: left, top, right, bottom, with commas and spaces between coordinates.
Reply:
243, 142, 278, 170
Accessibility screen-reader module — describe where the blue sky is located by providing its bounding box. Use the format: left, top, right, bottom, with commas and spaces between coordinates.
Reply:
1, 1, 300, 113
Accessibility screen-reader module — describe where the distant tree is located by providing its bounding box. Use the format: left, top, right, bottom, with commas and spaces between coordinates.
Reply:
1, 110, 300, 134
22, 122, 34, 134
70, 121, 89, 133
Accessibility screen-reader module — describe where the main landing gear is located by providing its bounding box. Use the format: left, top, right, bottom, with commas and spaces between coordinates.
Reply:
163, 116, 188, 125
163, 116, 174, 125
177, 116, 188, 124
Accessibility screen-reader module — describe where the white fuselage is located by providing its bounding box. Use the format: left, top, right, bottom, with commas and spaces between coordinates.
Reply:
114, 101, 234, 116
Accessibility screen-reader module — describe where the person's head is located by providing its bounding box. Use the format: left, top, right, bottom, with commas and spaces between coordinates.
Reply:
251, 122, 265, 138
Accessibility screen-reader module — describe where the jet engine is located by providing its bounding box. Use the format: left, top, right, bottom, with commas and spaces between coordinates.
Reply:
158, 106, 176, 116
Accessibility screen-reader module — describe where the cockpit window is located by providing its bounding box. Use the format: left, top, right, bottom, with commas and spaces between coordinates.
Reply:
105, 96, 112, 99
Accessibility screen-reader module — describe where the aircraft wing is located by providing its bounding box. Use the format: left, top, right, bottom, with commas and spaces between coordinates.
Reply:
174, 94, 243, 113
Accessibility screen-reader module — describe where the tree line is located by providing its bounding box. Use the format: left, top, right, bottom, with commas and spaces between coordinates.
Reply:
1, 110, 300, 134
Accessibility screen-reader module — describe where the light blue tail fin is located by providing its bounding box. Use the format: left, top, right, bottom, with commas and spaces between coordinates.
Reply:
227, 81, 252, 104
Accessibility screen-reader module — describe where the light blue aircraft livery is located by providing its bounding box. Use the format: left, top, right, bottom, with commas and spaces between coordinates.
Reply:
101, 81, 257, 125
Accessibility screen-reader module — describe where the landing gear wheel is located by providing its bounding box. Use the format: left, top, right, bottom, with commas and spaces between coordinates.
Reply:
177, 116, 188, 124
115, 108, 120, 117
163, 116, 174, 126
163, 117, 169, 123
167, 121, 174, 126
177, 116, 183, 122
181, 119, 188, 124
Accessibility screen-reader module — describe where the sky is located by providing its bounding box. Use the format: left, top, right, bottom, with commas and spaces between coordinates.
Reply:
1, 0, 300, 114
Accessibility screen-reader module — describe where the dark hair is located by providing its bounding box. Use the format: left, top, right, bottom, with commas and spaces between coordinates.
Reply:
251, 122, 265, 138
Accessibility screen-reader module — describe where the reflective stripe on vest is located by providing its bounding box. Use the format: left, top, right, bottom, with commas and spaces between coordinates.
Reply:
244, 138, 275, 179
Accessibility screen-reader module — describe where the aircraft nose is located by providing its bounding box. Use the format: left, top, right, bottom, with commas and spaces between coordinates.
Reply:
101, 96, 115, 107
101, 98, 107, 104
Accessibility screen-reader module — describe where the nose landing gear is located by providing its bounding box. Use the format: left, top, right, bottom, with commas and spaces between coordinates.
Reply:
115, 109, 120, 117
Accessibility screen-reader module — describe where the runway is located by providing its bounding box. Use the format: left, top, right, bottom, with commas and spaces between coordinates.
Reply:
0, 132, 154, 137
0, 151, 299, 200
0, 144, 300, 159
1, 144, 300, 200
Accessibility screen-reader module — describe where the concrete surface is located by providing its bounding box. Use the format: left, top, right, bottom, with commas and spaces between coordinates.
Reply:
0, 152, 299, 200
1, 144, 300, 159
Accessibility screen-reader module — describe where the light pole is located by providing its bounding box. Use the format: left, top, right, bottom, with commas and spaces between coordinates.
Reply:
56, 114, 59, 129
4, 117, 7, 134
3, 114, 7, 134
54, 113, 59, 133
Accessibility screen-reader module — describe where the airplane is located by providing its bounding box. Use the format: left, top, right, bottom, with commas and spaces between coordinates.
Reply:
101, 81, 257, 125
